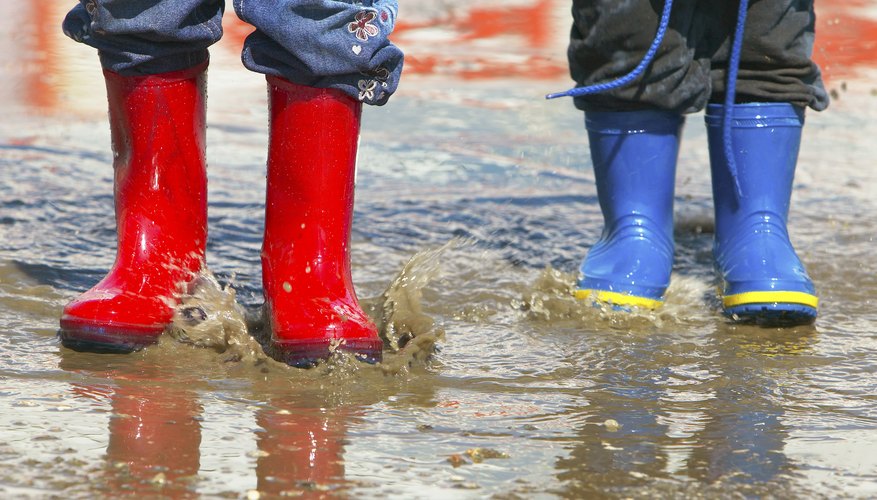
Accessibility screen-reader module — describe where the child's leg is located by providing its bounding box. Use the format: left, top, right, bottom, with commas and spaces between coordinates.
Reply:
705, 0, 826, 325
233, 0, 404, 365
568, 0, 711, 115
567, 0, 706, 309
59, 1, 222, 351
705, 0, 828, 112
234, 0, 403, 105
62, 0, 223, 76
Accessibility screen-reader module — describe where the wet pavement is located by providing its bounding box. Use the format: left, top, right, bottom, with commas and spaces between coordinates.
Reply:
2, 1, 877, 498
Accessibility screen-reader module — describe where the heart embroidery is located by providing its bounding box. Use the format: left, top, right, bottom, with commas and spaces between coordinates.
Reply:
352, 44, 362, 55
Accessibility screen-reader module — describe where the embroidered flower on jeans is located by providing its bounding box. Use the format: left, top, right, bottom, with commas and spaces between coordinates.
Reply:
362, 66, 391, 83
85, 0, 97, 15
348, 10, 379, 42
65, 29, 85, 42
358, 79, 378, 101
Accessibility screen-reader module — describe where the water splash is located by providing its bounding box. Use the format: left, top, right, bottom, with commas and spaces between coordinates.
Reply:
515, 266, 715, 330
369, 241, 461, 374
164, 242, 455, 373
166, 272, 267, 364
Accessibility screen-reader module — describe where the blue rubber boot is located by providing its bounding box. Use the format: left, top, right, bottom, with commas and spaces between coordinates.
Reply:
576, 110, 684, 309
705, 103, 818, 325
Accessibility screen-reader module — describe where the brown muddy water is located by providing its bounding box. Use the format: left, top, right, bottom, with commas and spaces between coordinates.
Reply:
2, 1, 877, 498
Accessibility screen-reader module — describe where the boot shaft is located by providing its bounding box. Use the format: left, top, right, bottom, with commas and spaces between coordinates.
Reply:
705, 103, 804, 237
263, 77, 363, 294
585, 110, 683, 237
104, 63, 209, 270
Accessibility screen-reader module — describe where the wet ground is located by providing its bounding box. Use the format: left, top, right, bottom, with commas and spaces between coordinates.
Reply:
2, 1, 877, 498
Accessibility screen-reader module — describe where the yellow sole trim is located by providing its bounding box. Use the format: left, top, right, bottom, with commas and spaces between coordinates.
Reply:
574, 289, 663, 310
723, 291, 819, 309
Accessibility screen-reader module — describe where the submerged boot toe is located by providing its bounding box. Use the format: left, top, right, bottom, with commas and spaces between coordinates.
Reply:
576, 242, 672, 310
60, 290, 176, 352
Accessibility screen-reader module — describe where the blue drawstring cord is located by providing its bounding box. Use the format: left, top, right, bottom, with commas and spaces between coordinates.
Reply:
545, 0, 674, 100
723, 0, 750, 199
547, 0, 750, 198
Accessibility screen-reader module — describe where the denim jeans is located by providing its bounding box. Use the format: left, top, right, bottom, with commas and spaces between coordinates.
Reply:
62, 0, 403, 105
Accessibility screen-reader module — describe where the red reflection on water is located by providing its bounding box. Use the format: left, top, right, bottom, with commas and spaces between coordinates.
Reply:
105, 386, 202, 498
21, 1, 60, 110
66, 378, 356, 496
392, 0, 566, 79
813, 0, 877, 82
255, 403, 351, 495
68, 382, 203, 498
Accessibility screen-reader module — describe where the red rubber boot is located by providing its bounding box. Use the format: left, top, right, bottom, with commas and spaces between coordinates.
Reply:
263, 76, 382, 367
60, 63, 208, 352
